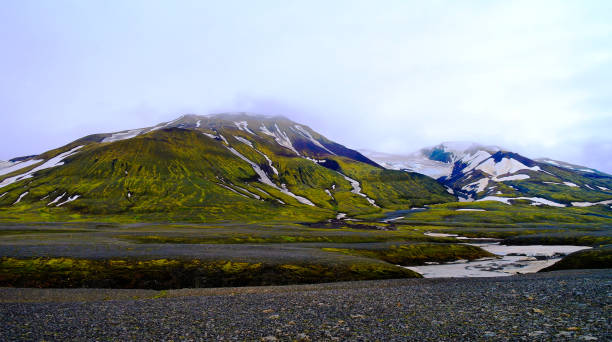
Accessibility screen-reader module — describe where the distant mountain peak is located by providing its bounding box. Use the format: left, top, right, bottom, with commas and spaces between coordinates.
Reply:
362, 141, 612, 208
204, 112, 289, 120
420, 141, 501, 163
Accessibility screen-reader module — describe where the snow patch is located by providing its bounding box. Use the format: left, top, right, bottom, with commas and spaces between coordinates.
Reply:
563, 182, 578, 187
196, 120, 201, 128
252, 186, 273, 198
458, 194, 474, 202
424, 232, 459, 238
325, 189, 334, 199
382, 216, 405, 222
304, 156, 325, 163
0, 159, 41, 177
571, 199, 612, 207
13, 191, 29, 205
293, 125, 335, 155
232, 136, 279, 175
476, 158, 540, 177
478, 196, 566, 207
47, 192, 66, 206
408, 244, 590, 278
0, 146, 83, 189
225, 146, 314, 206
462, 178, 489, 193
102, 129, 144, 143
218, 135, 229, 145
273, 124, 299, 155
202, 131, 229, 145
361, 150, 453, 179
234, 185, 261, 200
234, 121, 255, 134
202, 132, 217, 139
338, 172, 379, 207
256, 149, 278, 175
259, 125, 275, 136
56, 195, 80, 207
0, 192, 7, 199
234, 136, 253, 148
217, 183, 248, 198
259, 123, 299, 154
598, 186, 609, 191
461, 151, 492, 174
494, 174, 530, 182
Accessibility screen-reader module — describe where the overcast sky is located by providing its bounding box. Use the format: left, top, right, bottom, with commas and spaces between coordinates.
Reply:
1, 1, 611, 172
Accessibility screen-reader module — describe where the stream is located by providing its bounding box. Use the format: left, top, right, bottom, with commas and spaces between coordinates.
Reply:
377, 208, 592, 278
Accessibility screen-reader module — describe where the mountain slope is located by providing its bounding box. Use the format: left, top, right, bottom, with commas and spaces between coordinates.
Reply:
363, 142, 612, 208
0, 113, 453, 222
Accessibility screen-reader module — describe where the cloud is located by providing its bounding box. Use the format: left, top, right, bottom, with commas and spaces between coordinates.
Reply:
0, 1, 610, 172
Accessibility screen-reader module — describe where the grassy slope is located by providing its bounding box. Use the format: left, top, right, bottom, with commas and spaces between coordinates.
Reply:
332, 157, 455, 209
540, 245, 612, 272
322, 243, 494, 266
0, 127, 456, 223
0, 129, 328, 222
0, 256, 421, 289
511, 165, 612, 204
401, 201, 612, 226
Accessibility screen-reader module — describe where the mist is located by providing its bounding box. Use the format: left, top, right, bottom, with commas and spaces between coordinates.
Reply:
1, 0, 610, 172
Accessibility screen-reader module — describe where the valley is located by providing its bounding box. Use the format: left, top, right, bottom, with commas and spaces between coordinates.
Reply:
0, 113, 610, 287
3, 2, 610, 339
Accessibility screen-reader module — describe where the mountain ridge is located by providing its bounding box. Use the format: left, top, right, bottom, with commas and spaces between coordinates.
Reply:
362, 141, 612, 208
0, 114, 453, 222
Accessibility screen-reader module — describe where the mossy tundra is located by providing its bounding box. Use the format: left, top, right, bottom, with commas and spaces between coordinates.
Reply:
0, 257, 420, 289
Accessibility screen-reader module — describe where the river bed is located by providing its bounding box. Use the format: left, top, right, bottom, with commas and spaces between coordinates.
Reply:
406, 232, 591, 278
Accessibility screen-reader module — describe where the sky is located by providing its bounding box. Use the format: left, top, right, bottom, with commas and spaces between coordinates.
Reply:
1, 0, 611, 172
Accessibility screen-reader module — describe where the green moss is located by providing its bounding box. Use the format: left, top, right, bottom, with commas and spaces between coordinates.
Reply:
0, 256, 419, 289
323, 243, 495, 266
400, 201, 612, 227
503, 233, 612, 247
540, 245, 612, 272
0, 229, 90, 236
0, 128, 456, 223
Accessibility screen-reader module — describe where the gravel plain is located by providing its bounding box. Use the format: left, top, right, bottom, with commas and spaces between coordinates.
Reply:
0, 269, 610, 341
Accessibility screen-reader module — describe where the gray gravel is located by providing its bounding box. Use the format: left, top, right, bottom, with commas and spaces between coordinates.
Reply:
1, 269, 610, 341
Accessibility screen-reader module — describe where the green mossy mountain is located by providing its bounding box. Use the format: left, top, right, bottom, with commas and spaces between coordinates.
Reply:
0, 113, 453, 222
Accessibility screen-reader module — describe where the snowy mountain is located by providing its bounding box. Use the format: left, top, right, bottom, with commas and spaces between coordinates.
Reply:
363, 142, 612, 208
358, 149, 453, 179
0, 113, 452, 222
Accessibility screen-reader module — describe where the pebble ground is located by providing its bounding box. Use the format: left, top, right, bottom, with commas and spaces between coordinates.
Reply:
0, 269, 610, 341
